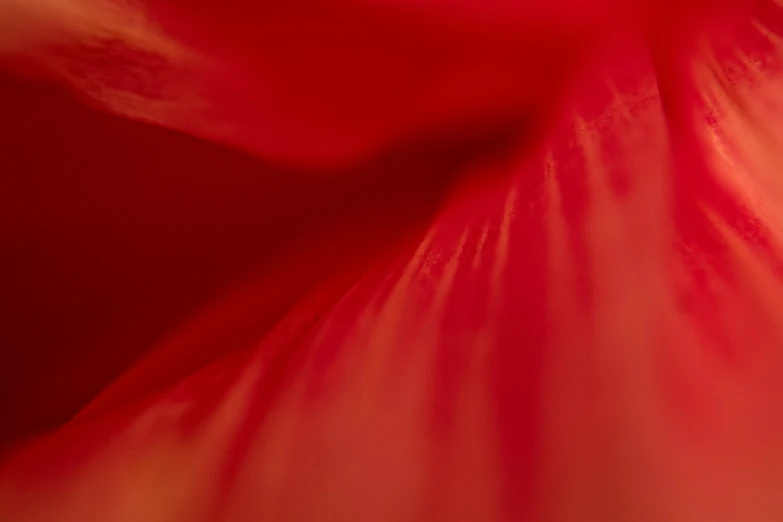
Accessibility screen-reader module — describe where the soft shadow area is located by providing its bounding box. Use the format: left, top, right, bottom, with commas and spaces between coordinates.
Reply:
0, 71, 529, 447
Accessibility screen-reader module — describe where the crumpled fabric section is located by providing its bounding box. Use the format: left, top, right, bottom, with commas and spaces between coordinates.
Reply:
3, 0, 783, 521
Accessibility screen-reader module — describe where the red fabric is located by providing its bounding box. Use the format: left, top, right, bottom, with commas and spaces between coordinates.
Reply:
3, 0, 783, 520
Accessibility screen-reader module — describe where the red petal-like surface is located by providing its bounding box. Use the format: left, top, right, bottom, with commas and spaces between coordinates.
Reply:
3, 0, 783, 521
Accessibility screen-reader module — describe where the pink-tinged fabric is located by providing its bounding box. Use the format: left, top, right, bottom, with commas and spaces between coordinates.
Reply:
2, 0, 783, 521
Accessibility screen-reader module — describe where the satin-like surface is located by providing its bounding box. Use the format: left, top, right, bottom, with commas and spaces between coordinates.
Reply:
3, 0, 783, 521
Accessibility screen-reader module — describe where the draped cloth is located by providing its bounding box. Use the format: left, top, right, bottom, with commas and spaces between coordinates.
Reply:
2, 0, 783, 520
